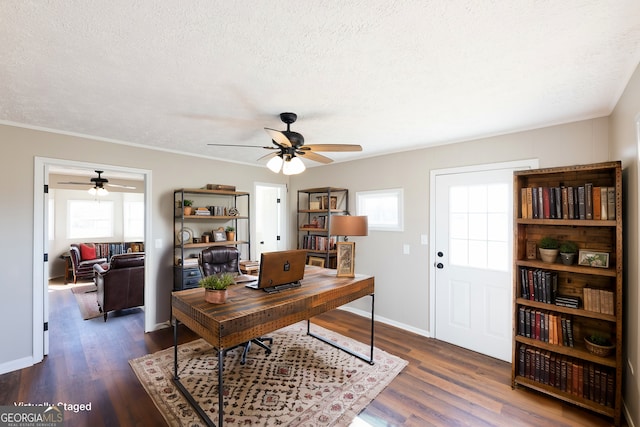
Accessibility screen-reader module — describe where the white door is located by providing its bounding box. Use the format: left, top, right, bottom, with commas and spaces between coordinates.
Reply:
432, 163, 533, 362
255, 183, 287, 260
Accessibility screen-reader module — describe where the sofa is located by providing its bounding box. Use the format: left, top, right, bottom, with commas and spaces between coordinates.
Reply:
94, 252, 145, 322
69, 243, 108, 283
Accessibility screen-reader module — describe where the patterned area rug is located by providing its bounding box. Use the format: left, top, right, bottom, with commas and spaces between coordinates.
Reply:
130, 322, 407, 426
71, 284, 102, 320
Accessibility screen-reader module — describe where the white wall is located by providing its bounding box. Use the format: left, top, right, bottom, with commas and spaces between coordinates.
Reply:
609, 61, 640, 427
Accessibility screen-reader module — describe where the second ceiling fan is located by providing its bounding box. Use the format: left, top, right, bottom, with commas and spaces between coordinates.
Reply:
208, 112, 362, 174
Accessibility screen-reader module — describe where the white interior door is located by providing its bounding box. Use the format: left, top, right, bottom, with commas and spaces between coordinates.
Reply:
255, 183, 287, 260
433, 165, 524, 362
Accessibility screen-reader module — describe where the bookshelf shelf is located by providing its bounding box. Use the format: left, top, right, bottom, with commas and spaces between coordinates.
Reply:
297, 187, 348, 268
512, 161, 622, 425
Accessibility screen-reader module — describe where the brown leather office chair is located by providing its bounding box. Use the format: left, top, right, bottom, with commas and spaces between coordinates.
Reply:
200, 246, 272, 364
94, 252, 145, 322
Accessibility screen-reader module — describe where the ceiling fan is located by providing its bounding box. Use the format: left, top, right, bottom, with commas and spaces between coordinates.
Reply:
207, 112, 362, 175
57, 170, 136, 195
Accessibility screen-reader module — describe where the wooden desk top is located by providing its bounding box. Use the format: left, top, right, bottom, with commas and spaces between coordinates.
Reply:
172, 266, 374, 349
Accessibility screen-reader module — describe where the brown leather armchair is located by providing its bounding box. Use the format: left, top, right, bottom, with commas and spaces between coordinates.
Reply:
94, 253, 145, 322
69, 243, 107, 283
200, 246, 272, 363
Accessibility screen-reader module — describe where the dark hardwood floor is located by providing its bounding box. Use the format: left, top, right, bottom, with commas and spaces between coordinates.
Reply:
0, 279, 625, 426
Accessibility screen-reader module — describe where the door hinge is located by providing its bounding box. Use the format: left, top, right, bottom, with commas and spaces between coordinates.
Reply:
43, 322, 49, 332
276, 235, 281, 241
43, 184, 49, 194
276, 198, 281, 204
44, 253, 48, 262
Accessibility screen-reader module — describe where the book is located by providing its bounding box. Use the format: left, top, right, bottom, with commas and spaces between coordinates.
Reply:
567, 186, 575, 219
607, 186, 616, 220
600, 186, 608, 220
593, 186, 601, 220
554, 186, 562, 219
561, 187, 569, 219
585, 183, 593, 219
577, 186, 586, 219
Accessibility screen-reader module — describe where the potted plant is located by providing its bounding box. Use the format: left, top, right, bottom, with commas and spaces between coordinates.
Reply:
538, 237, 559, 263
225, 226, 236, 241
199, 272, 234, 304
584, 333, 615, 357
559, 241, 578, 265
183, 199, 194, 216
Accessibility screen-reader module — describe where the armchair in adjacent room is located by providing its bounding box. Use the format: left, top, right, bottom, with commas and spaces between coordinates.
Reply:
200, 246, 272, 364
69, 243, 108, 283
94, 252, 145, 322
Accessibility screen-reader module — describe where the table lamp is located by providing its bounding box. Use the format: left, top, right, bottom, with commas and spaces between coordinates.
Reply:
330, 215, 368, 277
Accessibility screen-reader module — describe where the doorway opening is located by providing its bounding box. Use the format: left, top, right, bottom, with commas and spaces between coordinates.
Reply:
254, 182, 287, 260
33, 157, 151, 363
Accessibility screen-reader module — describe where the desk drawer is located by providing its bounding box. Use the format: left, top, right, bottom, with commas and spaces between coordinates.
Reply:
174, 267, 202, 291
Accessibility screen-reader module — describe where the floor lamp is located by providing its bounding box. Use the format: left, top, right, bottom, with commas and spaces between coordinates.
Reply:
331, 215, 368, 277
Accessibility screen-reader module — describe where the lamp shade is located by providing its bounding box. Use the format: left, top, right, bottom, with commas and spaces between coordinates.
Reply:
266, 155, 283, 173
330, 215, 368, 236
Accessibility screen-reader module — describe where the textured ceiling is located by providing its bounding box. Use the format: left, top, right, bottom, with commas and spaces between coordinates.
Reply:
2, 1, 640, 169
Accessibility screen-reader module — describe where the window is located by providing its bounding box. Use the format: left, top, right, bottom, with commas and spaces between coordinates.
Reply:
123, 193, 144, 240
356, 189, 404, 231
68, 200, 114, 239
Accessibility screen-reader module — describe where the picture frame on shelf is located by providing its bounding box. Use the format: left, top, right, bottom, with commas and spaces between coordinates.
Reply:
336, 242, 355, 277
213, 230, 227, 242
526, 241, 537, 260
307, 256, 325, 268
578, 250, 610, 268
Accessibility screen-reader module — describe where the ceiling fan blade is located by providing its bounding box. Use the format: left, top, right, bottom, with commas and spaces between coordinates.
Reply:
264, 128, 292, 147
257, 152, 278, 162
106, 183, 137, 190
299, 151, 333, 164
300, 144, 363, 152
57, 181, 90, 185
208, 143, 277, 149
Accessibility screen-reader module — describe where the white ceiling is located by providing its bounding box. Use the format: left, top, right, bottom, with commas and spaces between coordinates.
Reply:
2, 1, 640, 169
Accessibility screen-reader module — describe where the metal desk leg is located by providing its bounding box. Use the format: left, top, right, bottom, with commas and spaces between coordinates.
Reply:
307, 293, 375, 365
172, 317, 222, 427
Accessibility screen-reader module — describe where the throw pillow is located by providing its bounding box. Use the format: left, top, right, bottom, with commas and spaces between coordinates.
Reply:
80, 243, 97, 260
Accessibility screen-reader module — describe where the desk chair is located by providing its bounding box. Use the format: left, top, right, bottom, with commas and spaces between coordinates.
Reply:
200, 246, 273, 364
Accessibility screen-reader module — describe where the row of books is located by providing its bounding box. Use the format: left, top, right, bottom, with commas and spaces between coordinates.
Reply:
520, 185, 616, 220
206, 205, 229, 216
518, 345, 615, 407
518, 307, 574, 347
94, 242, 144, 260
583, 288, 615, 315
519, 267, 557, 303
301, 235, 336, 251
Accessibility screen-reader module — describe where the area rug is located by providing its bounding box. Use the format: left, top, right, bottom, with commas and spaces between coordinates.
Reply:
71, 284, 102, 320
130, 322, 407, 426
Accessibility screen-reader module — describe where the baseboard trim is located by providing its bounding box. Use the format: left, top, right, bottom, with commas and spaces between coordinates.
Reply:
0, 355, 34, 376
337, 306, 431, 338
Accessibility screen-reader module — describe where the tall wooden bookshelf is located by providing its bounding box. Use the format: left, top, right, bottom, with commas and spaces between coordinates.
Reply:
512, 161, 622, 425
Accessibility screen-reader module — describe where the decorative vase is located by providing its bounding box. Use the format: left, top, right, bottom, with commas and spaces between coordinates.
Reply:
560, 252, 576, 265
226, 231, 235, 241
183, 206, 193, 216
539, 248, 559, 263
204, 289, 227, 304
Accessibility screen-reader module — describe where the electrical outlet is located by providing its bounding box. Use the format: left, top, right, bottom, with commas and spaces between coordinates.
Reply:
403, 244, 410, 255
155, 238, 163, 249
421, 234, 428, 245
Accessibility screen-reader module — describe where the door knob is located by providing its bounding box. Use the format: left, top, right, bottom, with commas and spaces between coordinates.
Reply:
436, 263, 444, 269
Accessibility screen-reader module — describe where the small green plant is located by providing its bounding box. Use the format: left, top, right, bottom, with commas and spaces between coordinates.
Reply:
225, 226, 235, 232
198, 272, 234, 290
559, 241, 578, 253
587, 333, 612, 347
183, 199, 193, 207
538, 237, 559, 249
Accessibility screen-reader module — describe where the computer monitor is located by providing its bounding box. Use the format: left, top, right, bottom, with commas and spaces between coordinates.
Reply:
246, 249, 307, 293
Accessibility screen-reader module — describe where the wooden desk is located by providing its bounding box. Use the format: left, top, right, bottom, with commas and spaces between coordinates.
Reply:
171, 266, 375, 427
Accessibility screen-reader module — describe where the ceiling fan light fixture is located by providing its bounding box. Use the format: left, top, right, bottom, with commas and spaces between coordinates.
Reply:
88, 185, 109, 196
266, 155, 284, 173
282, 156, 305, 175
